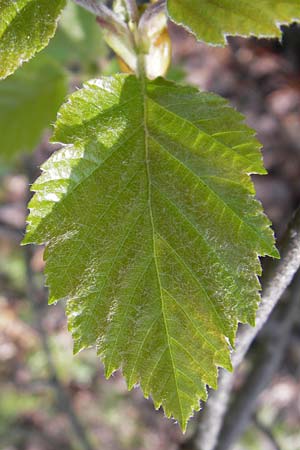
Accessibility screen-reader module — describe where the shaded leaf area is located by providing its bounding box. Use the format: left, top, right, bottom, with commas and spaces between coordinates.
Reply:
167, 0, 300, 45
0, 0, 66, 79
24, 74, 277, 429
0, 55, 67, 160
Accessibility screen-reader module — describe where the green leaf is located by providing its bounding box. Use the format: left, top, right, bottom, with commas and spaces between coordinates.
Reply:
24, 74, 278, 430
0, 0, 66, 79
0, 55, 67, 160
45, 0, 106, 70
167, 0, 300, 45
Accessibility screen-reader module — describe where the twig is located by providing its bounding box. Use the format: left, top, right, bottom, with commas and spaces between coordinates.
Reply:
180, 207, 300, 450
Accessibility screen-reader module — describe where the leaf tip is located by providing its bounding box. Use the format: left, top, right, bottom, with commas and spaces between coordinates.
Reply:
270, 246, 280, 259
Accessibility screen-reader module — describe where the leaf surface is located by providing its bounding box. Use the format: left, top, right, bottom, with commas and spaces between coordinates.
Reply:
0, 0, 66, 79
167, 0, 300, 45
24, 74, 278, 430
0, 55, 67, 159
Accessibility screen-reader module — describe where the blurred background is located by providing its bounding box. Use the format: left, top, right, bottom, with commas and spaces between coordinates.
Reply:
1, 2, 300, 449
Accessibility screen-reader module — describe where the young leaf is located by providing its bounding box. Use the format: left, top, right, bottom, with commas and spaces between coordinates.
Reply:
24, 74, 278, 430
0, 55, 67, 160
0, 0, 66, 79
167, 0, 300, 45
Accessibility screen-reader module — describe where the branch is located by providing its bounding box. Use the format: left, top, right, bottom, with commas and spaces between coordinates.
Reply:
181, 207, 300, 450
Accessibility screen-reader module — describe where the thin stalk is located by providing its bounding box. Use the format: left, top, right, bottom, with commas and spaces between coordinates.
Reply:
136, 50, 146, 79
124, 0, 144, 79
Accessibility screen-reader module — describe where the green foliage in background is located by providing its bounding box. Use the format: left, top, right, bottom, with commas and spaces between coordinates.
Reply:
45, 1, 106, 72
0, 55, 66, 160
168, 0, 300, 44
